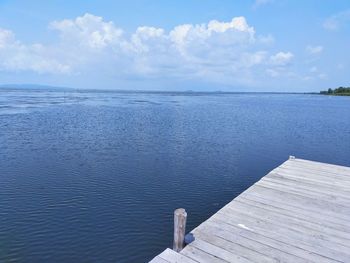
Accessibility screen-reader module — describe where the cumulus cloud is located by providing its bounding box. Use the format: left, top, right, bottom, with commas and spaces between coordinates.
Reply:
0, 13, 300, 87
306, 45, 323, 54
0, 28, 70, 73
323, 10, 350, 31
50, 13, 123, 49
269, 52, 294, 66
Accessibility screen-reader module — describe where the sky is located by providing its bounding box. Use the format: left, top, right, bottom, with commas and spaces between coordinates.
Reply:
0, 0, 349, 91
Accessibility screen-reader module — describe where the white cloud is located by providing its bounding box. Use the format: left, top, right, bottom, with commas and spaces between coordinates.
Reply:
305, 67, 328, 81
323, 19, 339, 31
266, 68, 279, 77
302, 76, 313, 81
318, 73, 327, 80
240, 51, 267, 67
269, 52, 294, 66
208, 17, 255, 35
1, 13, 308, 88
129, 26, 166, 53
253, 0, 274, 9
168, 16, 255, 46
0, 28, 70, 74
309, 66, 318, 72
337, 63, 345, 70
0, 28, 15, 48
168, 16, 255, 60
306, 45, 323, 54
258, 34, 275, 45
323, 10, 350, 31
50, 13, 123, 49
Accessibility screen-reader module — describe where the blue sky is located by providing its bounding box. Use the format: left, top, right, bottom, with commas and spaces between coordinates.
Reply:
0, 0, 349, 91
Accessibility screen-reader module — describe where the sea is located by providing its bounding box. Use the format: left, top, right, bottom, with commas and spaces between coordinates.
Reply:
0, 88, 349, 262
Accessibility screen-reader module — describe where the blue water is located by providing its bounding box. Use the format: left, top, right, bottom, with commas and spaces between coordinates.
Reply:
0, 89, 349, 262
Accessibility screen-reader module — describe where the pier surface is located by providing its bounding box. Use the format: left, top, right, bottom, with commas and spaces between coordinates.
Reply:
150, 158, 350, 263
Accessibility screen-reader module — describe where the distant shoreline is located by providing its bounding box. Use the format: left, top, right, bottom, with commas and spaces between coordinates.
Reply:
322, 93, 350, 96
0, 84, 324, 95
320, 87, 350, 96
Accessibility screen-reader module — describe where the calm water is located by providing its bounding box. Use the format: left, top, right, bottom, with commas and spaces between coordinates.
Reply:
0, 89, 349, 262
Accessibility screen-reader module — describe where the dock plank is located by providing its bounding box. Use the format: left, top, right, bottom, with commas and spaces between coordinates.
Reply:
269, 170, 350, 193
275, 166, 350, 186
157, 248, 198, 263
240, 185, 350, 220
257, 179, 350, 205
149, 158, 350, 262
181, 245, 229, 263
211, 211, 350, 261
292, 159, 350, 175
262, 174, 350, 199
219, 203, 350, 249
191, 232, 274, 263
149, 256, 170, 263
194, 219, 336, 263
230, 199, 350, 241
237, 191, 350, 230
189, 238, 254, 263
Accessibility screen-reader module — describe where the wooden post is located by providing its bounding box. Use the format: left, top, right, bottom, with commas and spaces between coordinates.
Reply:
173, 208, 187, 252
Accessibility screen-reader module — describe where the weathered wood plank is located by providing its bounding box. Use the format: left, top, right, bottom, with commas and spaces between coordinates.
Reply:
193, 233, 277, 263
194, 219, 338, 263
281, 163, 350, 179
193, 227, 304, 263
275, 165, 350, 185
263, 173, 350, 198
211, 213, 350, 262
231, 198, 350, 240
268, 170, 350, 193
292, 159, 350, 175
213, 208, 350, 254
241, 184, 350, 220
181, 245, 229, 263
257, 179, 350, 205
223, 200, 350, 245
158, 248, 198, 263
149, 255, 170, 263
189, 239, 254, 263
236, 191, 350, 231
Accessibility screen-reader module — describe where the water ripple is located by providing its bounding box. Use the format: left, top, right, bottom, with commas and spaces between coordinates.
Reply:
0, 91, 350, 262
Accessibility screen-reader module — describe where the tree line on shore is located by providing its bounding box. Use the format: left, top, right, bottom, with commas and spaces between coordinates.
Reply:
320, 87, 350, 96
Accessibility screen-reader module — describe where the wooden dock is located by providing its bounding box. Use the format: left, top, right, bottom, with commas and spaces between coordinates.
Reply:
150, 157, 350, 263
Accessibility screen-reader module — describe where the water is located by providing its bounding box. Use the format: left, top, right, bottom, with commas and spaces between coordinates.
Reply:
0, 89, 349, 262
